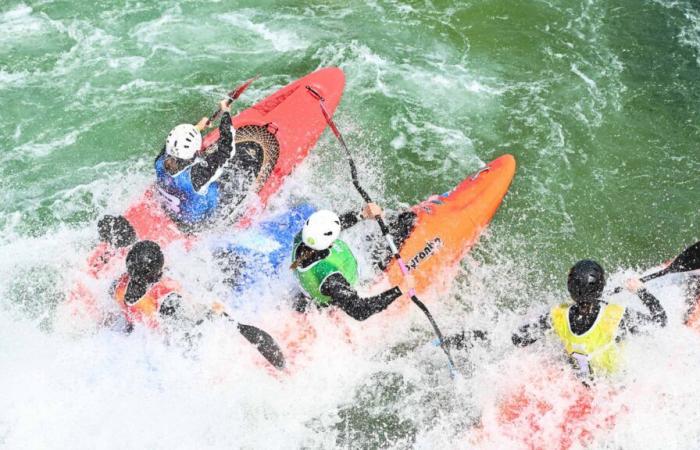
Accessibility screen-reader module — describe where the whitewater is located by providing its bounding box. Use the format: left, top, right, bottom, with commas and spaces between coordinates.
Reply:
1, 1, 699, 449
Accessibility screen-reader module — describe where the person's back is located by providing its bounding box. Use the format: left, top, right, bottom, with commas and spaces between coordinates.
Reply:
512, 260, 667, 380
290, 207, 415, 321
155, 100, 236, 225
110, 240, 182, 331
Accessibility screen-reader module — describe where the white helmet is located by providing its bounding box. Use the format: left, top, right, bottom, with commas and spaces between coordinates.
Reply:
302, 210, 341, 250
165, 124, 202, 160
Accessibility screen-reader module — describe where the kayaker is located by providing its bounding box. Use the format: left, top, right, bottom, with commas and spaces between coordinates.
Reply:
290, 205, 416, 321
511, 259, 667, 380
154, 99, 236, 226
110, 240, 183, 331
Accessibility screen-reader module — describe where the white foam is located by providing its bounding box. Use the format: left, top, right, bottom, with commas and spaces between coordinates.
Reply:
218, 12, 308, 52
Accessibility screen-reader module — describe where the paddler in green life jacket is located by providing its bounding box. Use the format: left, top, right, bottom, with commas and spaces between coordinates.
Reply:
510, 260, 667, 381
290, 205, 416, 321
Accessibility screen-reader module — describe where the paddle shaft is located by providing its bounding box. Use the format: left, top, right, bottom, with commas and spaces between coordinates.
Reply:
305, 86, 457, 374
208, 75, 259, 125
612, 241, 700, 294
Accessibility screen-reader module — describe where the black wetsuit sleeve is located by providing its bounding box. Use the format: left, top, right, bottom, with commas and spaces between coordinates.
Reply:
320, 273, 402, 321
159, 293, 182, 317
620, 288, 667, 335
339, 210, 361, 230
190, 112, 235, 192
512, 313, 551, 347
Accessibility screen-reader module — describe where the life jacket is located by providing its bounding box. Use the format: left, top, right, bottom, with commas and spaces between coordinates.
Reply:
112, 273, 180, 329
292, 234, 359, 306
551, 302, 625, 377
154, 154, 220, 224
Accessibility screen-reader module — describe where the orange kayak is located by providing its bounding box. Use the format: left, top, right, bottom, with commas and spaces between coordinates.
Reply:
385, 153, 516, 299
277, 155, 517, 370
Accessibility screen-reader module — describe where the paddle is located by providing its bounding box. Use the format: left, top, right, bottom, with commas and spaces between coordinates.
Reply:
305, 85, 458, 375
221, 312, 286, 370
613, 241, 700, 294
207, 75, 260, 126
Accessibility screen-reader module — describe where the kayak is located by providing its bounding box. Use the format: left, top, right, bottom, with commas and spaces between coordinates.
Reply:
467, 357, 624, 450
264, 154, 517, 369
59, 67, 345, 329
125, 66, 345, 244
384, 154, 516, 299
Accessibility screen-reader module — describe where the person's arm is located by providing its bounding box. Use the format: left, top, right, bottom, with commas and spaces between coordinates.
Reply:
338, 203, 384, 231
191, 103, 235, 191
338, 210, 361, 230
620, 279, 667, 334
512, 313, 551, 347
159, 293, 182, 317
320, 273, 403, 321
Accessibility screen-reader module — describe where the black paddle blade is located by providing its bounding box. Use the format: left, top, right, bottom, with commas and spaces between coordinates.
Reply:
668, 241, 700, 273
237, 322, 286, 370
639, 241, 700, 283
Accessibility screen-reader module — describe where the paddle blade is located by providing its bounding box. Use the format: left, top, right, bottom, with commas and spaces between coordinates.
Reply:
237, 322, 286, 370
668, 241, 700, 273
230, 75, 259, 100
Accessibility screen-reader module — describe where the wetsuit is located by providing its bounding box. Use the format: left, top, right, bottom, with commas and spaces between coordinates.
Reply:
292, 209, 415, 321
511, 288, 667, 347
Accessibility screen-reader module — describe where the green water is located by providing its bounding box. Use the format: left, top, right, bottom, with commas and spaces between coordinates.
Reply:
1, 0, 699, 448
2, 0, 696, 283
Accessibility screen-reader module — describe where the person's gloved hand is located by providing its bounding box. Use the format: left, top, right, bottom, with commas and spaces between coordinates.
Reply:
361, 202, 383, 220
219, 99, 232, 113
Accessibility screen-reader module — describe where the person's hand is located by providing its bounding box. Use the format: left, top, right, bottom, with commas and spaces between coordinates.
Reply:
219, 99, 232, 113
625, 278, 644, 293
398, 273, 416, 295
361, 202, 383, 220
195, 116, 209, 131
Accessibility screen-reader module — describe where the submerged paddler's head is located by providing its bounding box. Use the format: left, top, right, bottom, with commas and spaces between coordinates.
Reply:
165, 123, 202, 161
567, 259, 606, 304
126, 240, 164, 283
302, 210, 341, 251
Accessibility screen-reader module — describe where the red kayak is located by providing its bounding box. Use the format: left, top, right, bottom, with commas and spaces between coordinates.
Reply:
60, 68, 346, 329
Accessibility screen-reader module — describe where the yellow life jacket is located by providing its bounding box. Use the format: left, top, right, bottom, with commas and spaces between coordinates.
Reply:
551, 302, 625, 377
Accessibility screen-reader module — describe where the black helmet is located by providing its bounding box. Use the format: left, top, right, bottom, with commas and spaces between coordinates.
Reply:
98, 215, 136, 248
567, 260, 605, 304
126, 240, 164, 282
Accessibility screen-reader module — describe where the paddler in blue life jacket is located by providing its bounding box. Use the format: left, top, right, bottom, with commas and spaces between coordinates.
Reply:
510, 260, 667, 380
155, 99, 236, 226
290, 205, 416, 321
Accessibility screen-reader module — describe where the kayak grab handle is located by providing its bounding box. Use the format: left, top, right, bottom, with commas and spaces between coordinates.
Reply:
306, 85, 324, 101
265, 122, 279, 136
469, 165, 490, 180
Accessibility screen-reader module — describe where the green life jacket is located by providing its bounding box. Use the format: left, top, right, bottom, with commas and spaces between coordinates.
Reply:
292, 233, 359, 306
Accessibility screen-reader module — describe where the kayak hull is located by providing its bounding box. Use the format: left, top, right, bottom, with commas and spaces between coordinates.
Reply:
385, 154, 516, 299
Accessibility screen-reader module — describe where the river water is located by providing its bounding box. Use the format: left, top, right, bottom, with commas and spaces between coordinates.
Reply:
1, 1, 698, 448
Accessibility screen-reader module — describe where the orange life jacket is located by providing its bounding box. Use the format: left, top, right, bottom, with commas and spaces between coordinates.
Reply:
112, 273, 180, 329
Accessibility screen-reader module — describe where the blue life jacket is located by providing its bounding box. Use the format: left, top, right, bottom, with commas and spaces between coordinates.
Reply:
154, 154, 220, 224
213, 203, 317, 300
